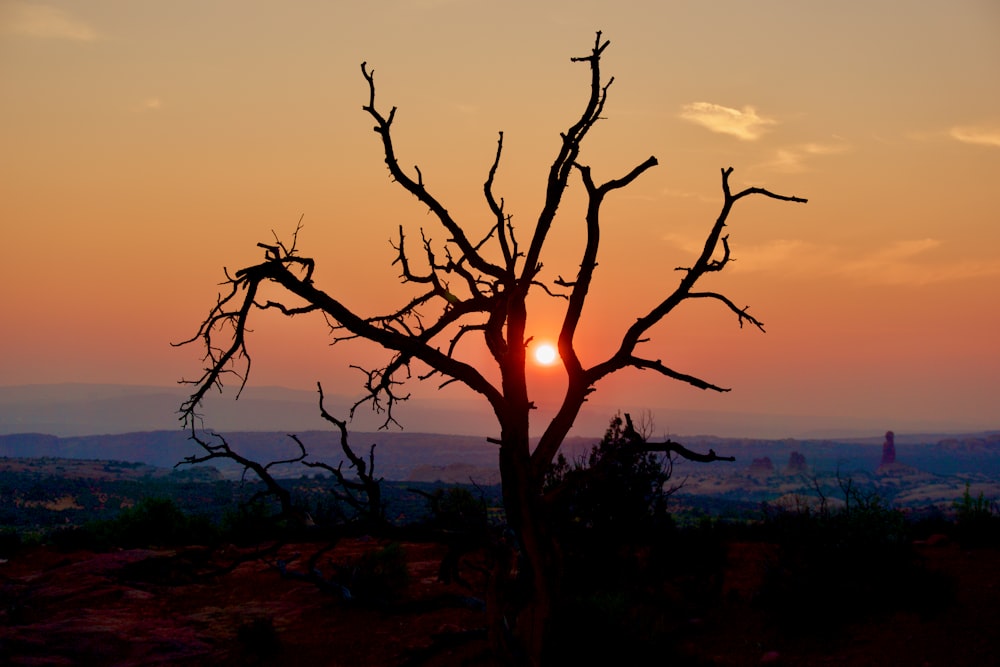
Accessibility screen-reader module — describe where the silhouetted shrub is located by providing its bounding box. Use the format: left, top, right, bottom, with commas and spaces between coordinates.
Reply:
760, 486, 953, 632
545, 413, 674, 547
0, 529, 21, 558
116, 497, 217, 546
237, 615, 282, 658
343, 542, 410, 604
220, 500, 284, 546
543, 415, 727, 661
954, 483, 1000, 548
49, 524, 97, 552
419, 486, 489, 533
51, 497, 218, 551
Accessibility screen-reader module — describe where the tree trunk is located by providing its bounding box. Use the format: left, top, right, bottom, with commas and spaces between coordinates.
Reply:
495, 432, 561, 665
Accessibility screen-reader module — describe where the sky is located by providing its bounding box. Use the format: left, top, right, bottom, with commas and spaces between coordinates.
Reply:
1, 0, 998, 438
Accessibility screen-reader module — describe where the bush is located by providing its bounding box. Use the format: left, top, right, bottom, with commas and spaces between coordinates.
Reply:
545, 413, 674, 546
237, 615, 282, 658
419, 486, 489, 533
219, 500, 285, 545
954, 483, 1000, 548
759, 485, 953, 632
543, 414, 724, 661
343, 542, 410, 604
0, 529, 22, 558
51, 497, 218, 551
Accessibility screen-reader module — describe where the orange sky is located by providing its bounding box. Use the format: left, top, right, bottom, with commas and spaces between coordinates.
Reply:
1, 1, 998, 436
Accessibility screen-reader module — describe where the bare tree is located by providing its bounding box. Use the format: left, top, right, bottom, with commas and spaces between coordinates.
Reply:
178, 32, 805, 663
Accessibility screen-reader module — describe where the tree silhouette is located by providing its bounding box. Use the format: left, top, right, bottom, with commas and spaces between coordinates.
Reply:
178, 32, 806, 663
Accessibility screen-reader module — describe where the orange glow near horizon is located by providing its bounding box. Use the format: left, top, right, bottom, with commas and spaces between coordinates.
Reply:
1, 2, 998, 436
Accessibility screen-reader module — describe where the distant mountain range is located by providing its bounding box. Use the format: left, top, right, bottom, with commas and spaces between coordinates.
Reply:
2, 384, 998, 483
1, 426, 998, 483
2, 383, 989, 441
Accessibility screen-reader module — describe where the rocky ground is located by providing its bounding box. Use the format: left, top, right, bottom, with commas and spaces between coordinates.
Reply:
0, 538, 487, 666
691, 540, 1000, 667
1, 537, 998, 666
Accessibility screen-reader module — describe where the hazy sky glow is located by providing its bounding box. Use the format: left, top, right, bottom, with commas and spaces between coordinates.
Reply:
1, 1, 998, 436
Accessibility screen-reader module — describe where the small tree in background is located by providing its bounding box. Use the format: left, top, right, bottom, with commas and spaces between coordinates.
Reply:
545, 413, 675, 542
179, 32, 806, 662
954, 483, 1000, 547
542, 413, 735, 662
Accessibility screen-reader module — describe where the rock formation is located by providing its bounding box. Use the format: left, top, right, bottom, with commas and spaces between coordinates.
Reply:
785, 451, 808, 474
876, 430, 919, 475
880, 430, 896, 467
748, 457, 774, 475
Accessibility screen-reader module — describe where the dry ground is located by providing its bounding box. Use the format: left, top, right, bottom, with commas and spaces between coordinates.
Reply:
1, 538, 998, 666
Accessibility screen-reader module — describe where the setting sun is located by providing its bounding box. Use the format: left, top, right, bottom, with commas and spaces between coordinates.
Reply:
534, 343, 558, 366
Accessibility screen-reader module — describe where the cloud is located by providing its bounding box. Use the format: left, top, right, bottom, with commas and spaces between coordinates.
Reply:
756, 141, 850, 173
728, 239, 815, 272
411, 0, 471, 7
660, 235, 823, 272
659, 188, 717, 204
1, 3, 98, 41
679, 102, 776, 141
836, 239, 1000, 285
660, 232, 704, 256
133, 97, 163, 112
664, 235, 1000, 286
949, 125, 1000, 148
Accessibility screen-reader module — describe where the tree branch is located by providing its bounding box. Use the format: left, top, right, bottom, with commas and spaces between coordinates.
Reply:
361, 62, 504, 280
177, 431, 299, 517
622, 413, 735, 462
687, 292, 766, 331
299, 383, 385, 523
520, 31, 614, 286
485, 131, 516, 270
587, 166, 807, 385
627, 357, 731, 392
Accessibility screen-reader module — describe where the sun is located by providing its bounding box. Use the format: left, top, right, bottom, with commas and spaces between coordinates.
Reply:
533, 342, 558, 366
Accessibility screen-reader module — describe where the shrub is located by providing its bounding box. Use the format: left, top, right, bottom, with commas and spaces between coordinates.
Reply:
419, 486, 489, 533
237, 615, 281, 658
343, 542, 410, 604
545, 413, 674, 547
759, 484, 953, 632
219, 500, 284, 546
0, 529, 21, 558
954, 483, 1000, 548
51, 497, 218, 551
543, 415, 723, 661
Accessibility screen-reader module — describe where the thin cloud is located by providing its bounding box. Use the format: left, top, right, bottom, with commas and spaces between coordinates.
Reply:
679, 102, 776, 141
660, 232, 704, 256
133, 97, 163, 112
411, 0, 471, 7
808, 239, 999, 286
1, 2, 97, 41
661, 236, 834, 277
949, 125, 1000, 148
659, 188, 717, 204
756, 141, 850, 173
665, 235, 1000, 286
728, 239, 815, 272
835, 239, 1000, 286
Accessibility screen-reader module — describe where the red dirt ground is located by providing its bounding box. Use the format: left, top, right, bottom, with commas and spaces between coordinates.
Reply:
1, 538, 998, 666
